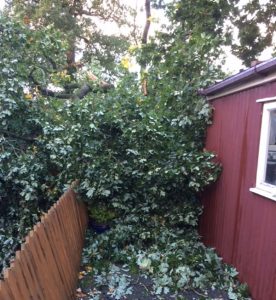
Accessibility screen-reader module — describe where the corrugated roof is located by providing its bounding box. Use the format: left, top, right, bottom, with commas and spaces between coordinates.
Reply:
200, 57, 276, 96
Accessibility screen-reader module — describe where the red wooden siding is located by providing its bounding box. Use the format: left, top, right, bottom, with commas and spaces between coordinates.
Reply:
200, 81, 276, 300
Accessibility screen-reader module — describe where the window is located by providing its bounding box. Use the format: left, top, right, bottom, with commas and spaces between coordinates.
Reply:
250, 99, 276, 200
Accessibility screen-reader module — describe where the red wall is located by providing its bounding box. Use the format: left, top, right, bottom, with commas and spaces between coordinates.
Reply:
200, 81, 276, 300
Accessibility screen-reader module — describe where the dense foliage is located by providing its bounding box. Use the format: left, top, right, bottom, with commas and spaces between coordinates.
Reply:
9, 0, 134, 76
230, 0, 276, 66
81, 215, 249, 299
0, 16, 68, 270
0, 1, 254, 298
153, 0, 276, 67
6, 0, 276, 71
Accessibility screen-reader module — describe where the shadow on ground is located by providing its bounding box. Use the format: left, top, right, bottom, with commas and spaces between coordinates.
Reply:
76, 268, 229, 300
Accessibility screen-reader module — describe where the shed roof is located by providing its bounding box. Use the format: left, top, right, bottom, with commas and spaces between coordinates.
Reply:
200, 57, 276, 99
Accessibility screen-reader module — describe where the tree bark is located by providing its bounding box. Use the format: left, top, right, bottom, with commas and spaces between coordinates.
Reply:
142, 0, 151, 45
29, 69, 114, 100
141, 0, 151, 96
0, 130, 36, 142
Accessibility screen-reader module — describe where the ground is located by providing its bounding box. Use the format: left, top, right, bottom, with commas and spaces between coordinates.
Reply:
76, 268, 230, 300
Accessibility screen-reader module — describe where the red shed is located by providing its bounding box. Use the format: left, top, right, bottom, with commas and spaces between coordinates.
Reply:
200, 58, 276, 300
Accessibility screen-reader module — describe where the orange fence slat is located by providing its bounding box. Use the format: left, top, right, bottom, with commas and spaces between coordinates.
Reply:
0, 188, 88, 300
0, 280, 13, 300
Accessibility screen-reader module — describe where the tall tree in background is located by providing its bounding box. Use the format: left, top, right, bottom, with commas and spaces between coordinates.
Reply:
8, 0, 135, 76
230, 0, 276, 66
150, 0, 275, 69
139, 0, 234, 97
3, 0, 141, 99
7, 0, 276, 74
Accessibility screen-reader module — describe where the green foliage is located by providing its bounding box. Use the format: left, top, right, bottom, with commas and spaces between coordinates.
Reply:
93, 265, 133, 300
9, 0, 134, 75
155, 0, 275, 67
73, 3, 249, 298
39, 74, 220, 209
81, 209, 249, 298
0, 15, 67, 272
230, 0, 276, 66
89, 204, 116, 224
0, 3, 251, 298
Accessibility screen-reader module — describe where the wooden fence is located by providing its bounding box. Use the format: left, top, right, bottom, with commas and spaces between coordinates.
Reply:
0, 188, 88, 300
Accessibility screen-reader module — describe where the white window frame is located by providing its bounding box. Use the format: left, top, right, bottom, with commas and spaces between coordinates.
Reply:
250, 98, 276, 201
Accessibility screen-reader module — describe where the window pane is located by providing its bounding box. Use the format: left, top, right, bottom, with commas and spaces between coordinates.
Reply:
265, 110, 276, 185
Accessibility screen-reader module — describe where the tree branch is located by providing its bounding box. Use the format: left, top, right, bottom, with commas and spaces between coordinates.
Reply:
40, 88, 73, 99
131, 1, 140, 46
0, 130, 36, 142
141, 0, 152, 96
42, 51, 57, 70
142, 0, 151, 45
77, 84, 92, 99
29, 66, 114, 100
77, 5, 126, 24
77, 9, 97, 17
29, 70, 73, 99
78, 35, 91, 44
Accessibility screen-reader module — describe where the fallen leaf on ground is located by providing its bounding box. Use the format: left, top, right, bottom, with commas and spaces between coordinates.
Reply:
76, 287, 87, 298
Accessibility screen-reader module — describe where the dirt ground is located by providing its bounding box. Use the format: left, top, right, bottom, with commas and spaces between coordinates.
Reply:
76, 270, 230, 300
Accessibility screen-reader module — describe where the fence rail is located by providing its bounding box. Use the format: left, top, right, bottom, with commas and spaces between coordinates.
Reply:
0, 188, 88, 300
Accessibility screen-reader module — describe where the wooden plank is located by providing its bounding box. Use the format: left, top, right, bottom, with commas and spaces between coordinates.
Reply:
3, 268, 21, 300
0, 188, 88, 300
26, 230, 61, 300
14, 251, 33, 299
65, 195, 80, 270
24, 233, 48, 299
58, 191, 84, 298
40, 218, 71, 300
7, 266, 26, 300
35, 223, 68, 299
57, 199, 80, 300
53, 202, 77, 295
56, 199, 78, 270
42, 213, 74, 298
0, 280, 13, 300
9, 257, 30, 300
16, 248, 42, 300
21, 243, 45, 300
70, 194, 85, 253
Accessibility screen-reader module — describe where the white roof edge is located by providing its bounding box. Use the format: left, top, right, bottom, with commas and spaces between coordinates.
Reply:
206, 72, 276, 101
